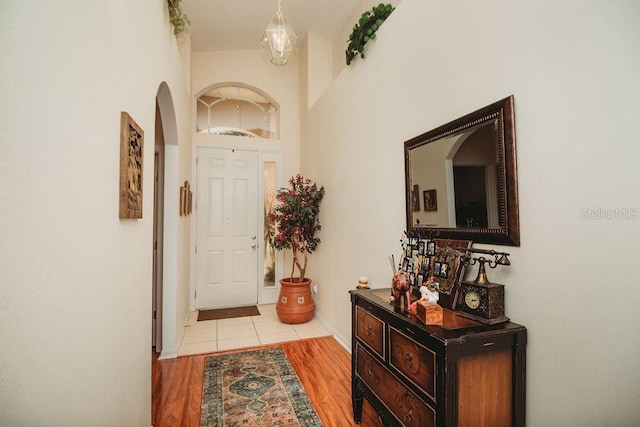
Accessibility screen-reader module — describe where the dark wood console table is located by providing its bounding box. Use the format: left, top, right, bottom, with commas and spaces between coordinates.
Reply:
350, 288, 526, 427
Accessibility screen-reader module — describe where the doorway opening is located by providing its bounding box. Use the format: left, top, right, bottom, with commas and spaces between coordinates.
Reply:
152, 101, 165, 352
153, 81, 180, 360
193, 145, 283, 310
445, 121, 500, 229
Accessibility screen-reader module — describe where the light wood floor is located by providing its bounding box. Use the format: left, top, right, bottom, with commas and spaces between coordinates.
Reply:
152, 336, 383, 427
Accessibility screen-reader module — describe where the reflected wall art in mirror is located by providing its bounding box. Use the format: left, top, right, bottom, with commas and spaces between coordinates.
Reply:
404, 96, 520, 245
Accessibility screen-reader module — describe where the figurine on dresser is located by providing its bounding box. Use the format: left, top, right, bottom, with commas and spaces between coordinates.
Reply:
389, 241, 413, 308
419, 276, 439, 303
391, 271, 411, 308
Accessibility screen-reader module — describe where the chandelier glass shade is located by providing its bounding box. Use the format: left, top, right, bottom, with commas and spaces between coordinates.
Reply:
261, 0, 298, 65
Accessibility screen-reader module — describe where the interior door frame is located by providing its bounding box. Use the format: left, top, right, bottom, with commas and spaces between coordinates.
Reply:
190, 138, 283, 311
152, 148, 164, 350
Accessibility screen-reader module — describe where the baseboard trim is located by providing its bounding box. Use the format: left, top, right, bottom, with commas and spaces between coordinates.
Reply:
158, 349, 177, 360
313, 313, 351, 354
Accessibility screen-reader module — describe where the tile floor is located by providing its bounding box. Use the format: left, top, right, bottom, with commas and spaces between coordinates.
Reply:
178, 304, 332, 356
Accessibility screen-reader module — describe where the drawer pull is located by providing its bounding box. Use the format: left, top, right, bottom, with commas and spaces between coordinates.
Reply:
404, 409, 413, 423
366, 324, 372, 336
405, 353, 413, 363
367, 368, 372, 376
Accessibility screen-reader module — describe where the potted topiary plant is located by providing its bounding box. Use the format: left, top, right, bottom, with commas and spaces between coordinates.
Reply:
268, 174, 325, 323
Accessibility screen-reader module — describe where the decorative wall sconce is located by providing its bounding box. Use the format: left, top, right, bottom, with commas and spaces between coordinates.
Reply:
261, 0, 298, 65
180, 180, 192, 216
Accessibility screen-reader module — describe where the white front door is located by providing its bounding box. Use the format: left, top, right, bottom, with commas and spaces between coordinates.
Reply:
196, 147, 259, 309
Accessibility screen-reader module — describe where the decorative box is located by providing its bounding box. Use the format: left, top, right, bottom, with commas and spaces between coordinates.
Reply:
415, 299, 443, 325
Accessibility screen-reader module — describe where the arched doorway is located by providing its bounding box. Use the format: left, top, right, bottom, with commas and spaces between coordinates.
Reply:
444, 122, 499, 229
154, 82, 180, 359
152, 100, 165, 351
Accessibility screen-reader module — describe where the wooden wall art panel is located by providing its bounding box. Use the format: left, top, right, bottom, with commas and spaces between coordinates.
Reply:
180, 180, 192, 216
119, 112, 144, 219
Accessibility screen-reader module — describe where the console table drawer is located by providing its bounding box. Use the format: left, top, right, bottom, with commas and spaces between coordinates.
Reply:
356, 306, 384, 357
357, 345, 435, 427
389, 327, 436, 401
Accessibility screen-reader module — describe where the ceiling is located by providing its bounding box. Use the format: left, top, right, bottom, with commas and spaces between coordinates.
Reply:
182, 0, 362, 53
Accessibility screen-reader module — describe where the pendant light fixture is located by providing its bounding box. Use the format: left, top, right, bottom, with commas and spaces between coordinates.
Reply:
261, 0, 298, 66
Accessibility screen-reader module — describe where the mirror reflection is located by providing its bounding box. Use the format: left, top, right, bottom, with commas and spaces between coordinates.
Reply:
405, 96, 520, 246
410, 120, 499, 229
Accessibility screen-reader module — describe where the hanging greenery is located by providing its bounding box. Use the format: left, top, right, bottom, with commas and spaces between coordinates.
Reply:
167, 0, 191, 35
345, 3, 395, 65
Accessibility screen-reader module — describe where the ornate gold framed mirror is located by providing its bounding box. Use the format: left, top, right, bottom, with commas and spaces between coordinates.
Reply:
404, 96, 520, 246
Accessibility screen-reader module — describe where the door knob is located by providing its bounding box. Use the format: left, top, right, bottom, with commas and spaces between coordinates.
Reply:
251, 243, 257, 249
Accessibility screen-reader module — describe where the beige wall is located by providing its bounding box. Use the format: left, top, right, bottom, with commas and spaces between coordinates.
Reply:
306, 32, 333, 109
0, 0, 191, 424
305, 0, 640, 425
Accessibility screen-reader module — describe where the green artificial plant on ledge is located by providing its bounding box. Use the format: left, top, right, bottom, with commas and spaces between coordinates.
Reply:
168, 0, 190, 35
345, 3, 395, 65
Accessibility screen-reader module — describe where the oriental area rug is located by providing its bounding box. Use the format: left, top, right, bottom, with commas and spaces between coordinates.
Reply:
200, 347, 323, 427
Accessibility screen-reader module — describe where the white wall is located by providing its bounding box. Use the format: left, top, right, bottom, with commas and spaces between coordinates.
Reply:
304, 0, 640, 425
0, 0, 191, 424
173, 34, 195, 361
306, 32, 333, 109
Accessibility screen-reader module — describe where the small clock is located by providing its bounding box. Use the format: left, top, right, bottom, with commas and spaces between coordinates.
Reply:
456, 280, 509, 325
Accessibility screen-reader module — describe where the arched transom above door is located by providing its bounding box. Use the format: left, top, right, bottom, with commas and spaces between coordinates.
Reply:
196, 83, 279, 139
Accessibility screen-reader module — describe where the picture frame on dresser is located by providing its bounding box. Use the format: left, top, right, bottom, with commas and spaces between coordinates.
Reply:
397, 236, 469, 308
431, 238, 472, 309
433, 262, 441, 277
426, 241, 436, 256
